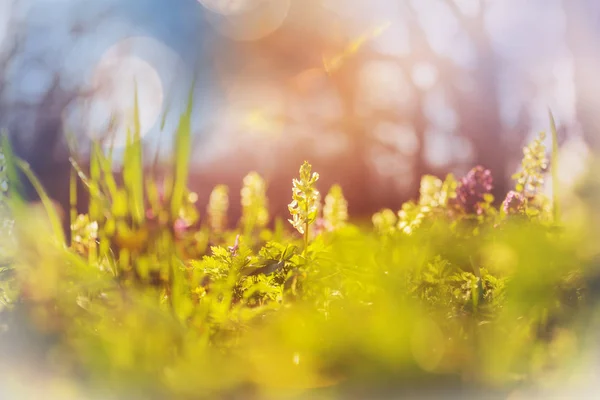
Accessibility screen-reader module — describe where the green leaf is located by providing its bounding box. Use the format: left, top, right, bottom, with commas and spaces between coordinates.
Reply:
93, 143, 118, 199
170, 83, 194, 218
171, 256, 194, 322
123, 83, 145, 225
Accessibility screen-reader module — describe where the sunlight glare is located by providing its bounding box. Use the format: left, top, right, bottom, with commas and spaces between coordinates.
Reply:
357, 61, 412, 114
453, 0, 481, 17
412, 62, 439, 91
84, 38, 164, 148
204, 0, 290, 42
197, 0, 263, 15
225, 78, 285, 138
373, 122, 419, 156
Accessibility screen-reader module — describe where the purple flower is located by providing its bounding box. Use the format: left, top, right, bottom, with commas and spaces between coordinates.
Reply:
502, 190, 525, 215
454, 166, 493, 215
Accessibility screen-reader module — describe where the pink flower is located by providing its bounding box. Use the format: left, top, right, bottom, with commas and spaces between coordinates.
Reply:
313, 217, 326, 236
502, 191, 525, 215
146, 208, 156, 220
173, 218, 191, 239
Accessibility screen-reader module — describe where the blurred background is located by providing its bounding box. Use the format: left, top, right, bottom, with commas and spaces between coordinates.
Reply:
1, 0, 599, 223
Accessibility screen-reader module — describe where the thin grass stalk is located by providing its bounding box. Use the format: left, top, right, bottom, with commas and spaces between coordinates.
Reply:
88, 142, 103, 265
548, 110, 560, 224
127, 83, 145, 225
69, 167, 77, 247
170, 84, 194, 219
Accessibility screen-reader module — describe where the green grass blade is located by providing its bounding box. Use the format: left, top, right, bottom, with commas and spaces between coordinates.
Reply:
151, 101, 172, 176
68, 156, 104, 200
122, 82, 145, 225
16, 159, 65, 244
170, 84, 194, 218
69, 166, 77, 245
548, 109, 560, 224
131, 82, 145, 224
89, 141, 102, 219
93, 143, 118, 200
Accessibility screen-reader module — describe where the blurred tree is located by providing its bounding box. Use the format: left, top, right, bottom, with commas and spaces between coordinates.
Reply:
196, 0, 522, 217
0, 0, 109, 238
564, 0, 600, 151
0, 0, 217, 230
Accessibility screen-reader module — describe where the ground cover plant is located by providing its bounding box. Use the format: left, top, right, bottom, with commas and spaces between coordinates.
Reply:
0, 97, 600, 399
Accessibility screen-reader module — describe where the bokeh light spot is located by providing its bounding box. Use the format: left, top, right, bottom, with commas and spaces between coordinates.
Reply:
69, 37, 166, 149
373, 122, 419, 156
424, 129, 453, 168
204, 0, 290, 42
412, 62, 439, 91
358, 61, 411, 113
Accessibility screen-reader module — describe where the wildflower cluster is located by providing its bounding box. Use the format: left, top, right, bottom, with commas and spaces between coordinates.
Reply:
70, 214, 98, 255
240, 171, 269, 236
507, 132, 553, 221
513, 132, 548, 197
376, 133, 556, 238
396, 174, 459, 234
372, 208, 397, 235
397, 201, 426, 235
419, 174, 456, 210
323, 184, 348, 232
207, 184, 229, 233
502, 190, 525, 215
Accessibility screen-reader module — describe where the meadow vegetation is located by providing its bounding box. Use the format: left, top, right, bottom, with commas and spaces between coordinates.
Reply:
0, 95, 599, 399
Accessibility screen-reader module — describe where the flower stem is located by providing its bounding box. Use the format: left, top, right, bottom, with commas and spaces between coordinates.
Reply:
303, 220, 309, 258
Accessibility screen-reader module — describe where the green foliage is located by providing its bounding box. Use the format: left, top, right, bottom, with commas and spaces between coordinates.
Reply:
513, 132, 548, 197
0, 113, 598, 400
